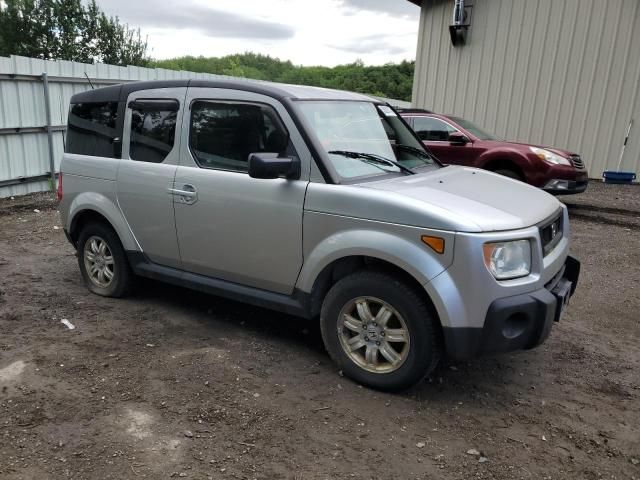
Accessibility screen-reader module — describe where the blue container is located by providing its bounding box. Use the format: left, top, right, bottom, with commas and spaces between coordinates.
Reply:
602, 171, 636, 184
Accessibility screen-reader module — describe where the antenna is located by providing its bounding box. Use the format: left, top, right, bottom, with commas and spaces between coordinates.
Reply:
84, 72, 95, 90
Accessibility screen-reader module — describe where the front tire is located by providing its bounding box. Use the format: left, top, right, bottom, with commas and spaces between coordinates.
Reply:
492, 168, 523, 181
77, 222, 134, 298
320, 271, 441, 391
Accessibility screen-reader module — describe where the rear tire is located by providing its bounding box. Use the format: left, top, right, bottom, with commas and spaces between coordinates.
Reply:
320, 271, 441, 392
77, 222, 134, 298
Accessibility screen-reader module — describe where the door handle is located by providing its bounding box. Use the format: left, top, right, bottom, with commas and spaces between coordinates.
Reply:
168, 188, 196, 197
168, 184, 198, 204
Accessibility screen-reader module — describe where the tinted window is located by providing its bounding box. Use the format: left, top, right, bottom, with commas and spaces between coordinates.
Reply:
412, 117, 457, 141
66, 102, 119, 157
129, 100, 178, 163
189, 101, 289, 173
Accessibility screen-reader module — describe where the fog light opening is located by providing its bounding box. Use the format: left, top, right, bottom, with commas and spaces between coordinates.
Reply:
502, 313, 529, 339
545, 179, 569, 190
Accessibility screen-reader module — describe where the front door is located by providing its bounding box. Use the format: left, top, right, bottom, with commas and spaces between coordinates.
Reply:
117, 88, 187, 268
173, 88, 310, 295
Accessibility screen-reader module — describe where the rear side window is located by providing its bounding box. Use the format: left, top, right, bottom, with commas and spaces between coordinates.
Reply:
189, 101, 289, 173
412, 117, 457, 141
66, 102, 119, 157
129, 99, 179, 163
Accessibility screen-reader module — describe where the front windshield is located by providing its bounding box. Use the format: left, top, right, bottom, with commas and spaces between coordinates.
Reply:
296, 101, 437, 179
448, 116, 502, 141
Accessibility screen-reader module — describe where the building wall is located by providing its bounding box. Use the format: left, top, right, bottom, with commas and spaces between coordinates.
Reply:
412, 0, 640, 178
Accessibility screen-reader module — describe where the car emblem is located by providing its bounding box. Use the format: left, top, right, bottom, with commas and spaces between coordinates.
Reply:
367, 325, 379, 341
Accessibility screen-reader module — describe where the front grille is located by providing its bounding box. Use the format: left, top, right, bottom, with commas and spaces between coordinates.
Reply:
539, 212, 563, 256
570, 155, 585, 169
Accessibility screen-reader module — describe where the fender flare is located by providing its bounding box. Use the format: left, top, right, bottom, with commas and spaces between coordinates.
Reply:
67, 192, 140, 252
296, 229, 454, 294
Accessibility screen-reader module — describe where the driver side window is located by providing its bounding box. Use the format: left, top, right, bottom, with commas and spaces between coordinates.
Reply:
412, 117, 457, 141
189, 101, 290, 173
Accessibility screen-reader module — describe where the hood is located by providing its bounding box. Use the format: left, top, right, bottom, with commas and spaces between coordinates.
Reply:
476, 139, 576, 158
361, 166, 561, 232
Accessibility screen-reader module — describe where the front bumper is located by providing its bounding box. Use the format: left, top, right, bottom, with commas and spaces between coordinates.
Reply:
443, 255, 580, 361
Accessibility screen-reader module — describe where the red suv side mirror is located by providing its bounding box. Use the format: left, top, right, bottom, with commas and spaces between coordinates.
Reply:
449, 132, 470, 145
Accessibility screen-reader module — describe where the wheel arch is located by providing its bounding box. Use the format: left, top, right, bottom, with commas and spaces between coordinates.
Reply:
478, 151, 531, 181
66, 193, 139, 252
306, 255, 443, 323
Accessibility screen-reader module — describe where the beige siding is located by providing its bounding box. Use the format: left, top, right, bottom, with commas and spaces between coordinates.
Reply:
412, 0, 640, 178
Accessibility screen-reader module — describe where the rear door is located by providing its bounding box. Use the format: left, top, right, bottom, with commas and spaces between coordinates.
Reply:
117, 88, 187, 268
173, 88, 311, 294
410, 116, 477, 166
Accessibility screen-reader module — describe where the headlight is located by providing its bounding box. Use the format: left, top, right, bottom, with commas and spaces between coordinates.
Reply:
483, 240, 531, 280
529, 147, 571, 166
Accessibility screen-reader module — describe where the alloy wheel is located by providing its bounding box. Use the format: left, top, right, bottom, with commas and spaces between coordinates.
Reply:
337, 296, 410, 373
83, 235, 115, 288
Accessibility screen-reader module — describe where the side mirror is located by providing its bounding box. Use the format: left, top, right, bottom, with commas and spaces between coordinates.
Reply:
248, 153, 301, 180
449, 132, 470, 145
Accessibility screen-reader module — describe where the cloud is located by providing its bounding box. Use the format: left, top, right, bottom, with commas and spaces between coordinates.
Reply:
100, 0, 295, 39
328, 34, 409, 55
338, 0, 419, 17
95, 0, 419, 66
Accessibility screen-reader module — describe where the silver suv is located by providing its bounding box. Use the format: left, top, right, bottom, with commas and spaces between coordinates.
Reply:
58, 80, 580, 391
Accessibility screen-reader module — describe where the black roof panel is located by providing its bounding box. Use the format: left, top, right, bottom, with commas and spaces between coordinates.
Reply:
69, 79, 376, 104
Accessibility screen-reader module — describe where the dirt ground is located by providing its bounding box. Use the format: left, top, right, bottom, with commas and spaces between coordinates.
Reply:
0, 182, 639, 480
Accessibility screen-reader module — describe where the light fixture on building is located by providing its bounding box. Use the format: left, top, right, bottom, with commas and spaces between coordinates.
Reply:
449, 0, 470, 46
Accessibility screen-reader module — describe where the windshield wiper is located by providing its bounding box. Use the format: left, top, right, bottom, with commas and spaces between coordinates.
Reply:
328, 150, 416, 175
394, 144, 434, 161
394, 144, 444, 167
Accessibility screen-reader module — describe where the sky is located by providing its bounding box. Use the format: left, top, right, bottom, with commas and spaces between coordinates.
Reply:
97, 0, 421, 66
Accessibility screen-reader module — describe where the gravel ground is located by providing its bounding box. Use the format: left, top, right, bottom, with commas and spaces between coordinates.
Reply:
0, 183, 639, 479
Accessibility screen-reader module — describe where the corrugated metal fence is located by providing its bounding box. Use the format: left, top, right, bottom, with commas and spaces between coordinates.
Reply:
0, 55, 410, 198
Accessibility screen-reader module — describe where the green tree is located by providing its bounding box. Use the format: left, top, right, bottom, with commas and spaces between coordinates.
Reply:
0, 0, 148, 66
153, 53, 415, 101
95, 9, 147, 66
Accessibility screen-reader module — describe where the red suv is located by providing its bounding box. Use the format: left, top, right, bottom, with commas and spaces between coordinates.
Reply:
399, 110, 588, 195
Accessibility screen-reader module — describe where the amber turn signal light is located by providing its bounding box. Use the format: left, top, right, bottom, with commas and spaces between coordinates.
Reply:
421, 235, 445, 254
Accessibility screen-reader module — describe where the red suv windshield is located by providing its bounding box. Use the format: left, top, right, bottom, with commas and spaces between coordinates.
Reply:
448, 116, 502, 141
